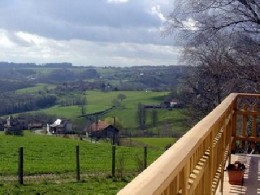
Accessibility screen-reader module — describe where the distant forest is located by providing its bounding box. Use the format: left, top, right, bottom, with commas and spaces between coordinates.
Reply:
0, 62, 187, 115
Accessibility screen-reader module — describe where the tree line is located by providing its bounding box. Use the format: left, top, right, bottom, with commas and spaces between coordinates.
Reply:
0, 93, 57, 116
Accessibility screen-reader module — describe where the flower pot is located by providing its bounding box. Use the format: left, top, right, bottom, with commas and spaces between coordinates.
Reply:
226, 161, 245, 185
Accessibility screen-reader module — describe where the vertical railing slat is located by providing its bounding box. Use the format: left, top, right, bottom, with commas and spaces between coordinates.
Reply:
252, 105, 257, 150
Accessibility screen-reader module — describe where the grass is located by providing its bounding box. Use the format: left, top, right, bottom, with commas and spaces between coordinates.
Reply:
24, 90, 187, 135
86, 91, 168, 107
0, 178, 127, 195
85, 91, 187, 132
131, 138, 176, 149
0, 131, 173, 194
16, 83, 56, 94
0, 131, 163, 176
9, 90, 187, 137
33, 90, 167, 119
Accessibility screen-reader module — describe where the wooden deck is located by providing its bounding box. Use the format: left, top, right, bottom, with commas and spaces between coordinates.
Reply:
217, 154, 260, 195
118, 94, 260, 195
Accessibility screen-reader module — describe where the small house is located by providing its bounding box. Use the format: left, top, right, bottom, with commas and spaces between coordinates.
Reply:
170, 99, 182, 108
28, 122, 43, 130
86, 120, 119, 144
162, 99, 182, 108
4, 116, 25, 135
47, 119, 72, 134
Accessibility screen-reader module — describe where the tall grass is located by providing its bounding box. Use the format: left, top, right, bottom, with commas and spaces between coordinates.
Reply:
0, 131, 163, 176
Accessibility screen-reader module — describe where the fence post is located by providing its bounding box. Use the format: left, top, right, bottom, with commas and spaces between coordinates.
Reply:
76, 145, 80, 181
144, 146, 147, 170
112, 145, 116, 177
18, 147, 23, 185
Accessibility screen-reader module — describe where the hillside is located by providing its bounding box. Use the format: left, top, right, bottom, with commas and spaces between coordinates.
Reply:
0, 131, 174, 194
25, 90, 187, 135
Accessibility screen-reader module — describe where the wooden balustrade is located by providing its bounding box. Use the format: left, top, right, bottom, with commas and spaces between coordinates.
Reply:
118, 93, 260, 195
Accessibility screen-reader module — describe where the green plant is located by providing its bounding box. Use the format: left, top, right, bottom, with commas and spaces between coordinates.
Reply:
116, 154, 126, 180
134, 154, 144, 173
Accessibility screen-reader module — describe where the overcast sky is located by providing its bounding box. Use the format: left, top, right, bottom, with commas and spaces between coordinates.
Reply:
0, 0, 180, 66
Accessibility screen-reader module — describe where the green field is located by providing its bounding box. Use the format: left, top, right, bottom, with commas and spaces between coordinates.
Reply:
3, 89, 187, 193
132, 138, 175, 148
0, 131, 164, 175
16, 83, 56, 94
1, 178, 127, 195
15, 90, 187, 138
27, 91, 167, 119
0, 131, 173, 194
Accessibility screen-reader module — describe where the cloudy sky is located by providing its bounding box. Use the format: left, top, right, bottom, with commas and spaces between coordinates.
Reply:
0, 0, 179, 66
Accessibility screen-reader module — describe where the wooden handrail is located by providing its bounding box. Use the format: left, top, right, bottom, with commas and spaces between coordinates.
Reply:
118, 93, 260, 195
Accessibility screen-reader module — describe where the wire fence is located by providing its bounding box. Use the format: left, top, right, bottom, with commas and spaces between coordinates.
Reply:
0, 144, 149, 185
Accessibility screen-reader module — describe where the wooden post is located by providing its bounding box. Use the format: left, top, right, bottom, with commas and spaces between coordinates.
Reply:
112, 145, 116, 177
76, 145, 80, 181
242, 105, 248, 149
18, 147, 23, 185
231, 99, 237, 153
144, 146, 147, 170
112, 132, 115, 145
129, 132, 132, 147
252, 105, 257, 150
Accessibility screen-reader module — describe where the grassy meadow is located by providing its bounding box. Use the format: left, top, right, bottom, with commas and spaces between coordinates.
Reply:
22, 90, 167, 118
1, 178, 127, 195
15, 83, 56, 94
0, 131, 174, 194
34, 91, 187, 133
131, 137, 175, 148
0, 131, 164, 176
11, 89, 187, 137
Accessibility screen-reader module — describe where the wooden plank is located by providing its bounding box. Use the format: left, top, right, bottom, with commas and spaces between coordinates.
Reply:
234, 136, 260, 142
231, 106, 237, 152
242, 105, 248, 137
117, 94, 260, 195
189, 156, 209, 193
236, 110, 260, 116
252, 105, 257, 138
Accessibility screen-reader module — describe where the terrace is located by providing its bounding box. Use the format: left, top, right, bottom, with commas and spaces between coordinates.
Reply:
118, 93, 260, 195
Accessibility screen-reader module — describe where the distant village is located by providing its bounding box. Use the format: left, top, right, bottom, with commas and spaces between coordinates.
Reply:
0, 115, 119, 143
0, 98, 182, 144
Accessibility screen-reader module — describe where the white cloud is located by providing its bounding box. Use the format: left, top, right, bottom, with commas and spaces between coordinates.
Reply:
0, 0, 180, 66
151, 5, 166, 22
0, 29, 179, 66
0, 30, 15, 48
107, 0, 128, 4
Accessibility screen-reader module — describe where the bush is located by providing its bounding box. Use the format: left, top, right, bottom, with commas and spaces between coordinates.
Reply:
4, 129, 23, 136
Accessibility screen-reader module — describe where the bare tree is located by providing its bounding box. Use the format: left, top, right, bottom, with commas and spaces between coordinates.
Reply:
166, 0, 260, 39
165, 0, 260, 123
178, 33, 259, 123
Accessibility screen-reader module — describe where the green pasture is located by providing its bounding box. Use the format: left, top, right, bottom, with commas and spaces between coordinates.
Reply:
131, 137, 176, 149
0, 131, 172, 194
0, 178, 126, 195
16, 83, 56, 94
37, 90, 168, 119
0, 131, 163, 176
86, 90, 167, 106
14, 90, 187, 134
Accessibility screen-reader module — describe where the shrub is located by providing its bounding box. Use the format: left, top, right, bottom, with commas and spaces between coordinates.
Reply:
4, 129, 24, 136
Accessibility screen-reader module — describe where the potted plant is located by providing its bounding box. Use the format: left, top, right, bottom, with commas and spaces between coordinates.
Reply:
226, 161, 246, 185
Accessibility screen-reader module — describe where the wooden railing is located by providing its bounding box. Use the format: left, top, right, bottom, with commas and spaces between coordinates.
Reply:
118, 93, 260, 195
